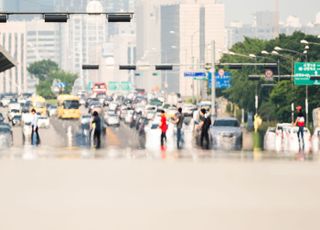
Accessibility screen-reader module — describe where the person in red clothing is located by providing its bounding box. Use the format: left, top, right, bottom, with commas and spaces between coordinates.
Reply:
159, 110, 168, 146
294, 105, 305, 150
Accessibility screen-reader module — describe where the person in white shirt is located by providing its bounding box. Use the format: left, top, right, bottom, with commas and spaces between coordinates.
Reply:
31, 109, 40, 145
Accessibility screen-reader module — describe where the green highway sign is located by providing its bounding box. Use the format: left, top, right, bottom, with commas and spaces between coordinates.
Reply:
108, 82, 119, 91
294, 62, 320, 86
120, 81, 133, 91
108, 81, 133, 91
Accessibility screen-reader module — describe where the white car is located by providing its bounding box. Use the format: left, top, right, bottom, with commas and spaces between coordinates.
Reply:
7, 109, 21, 121
81, 114, 91, 125
8, 102, 21, 111
182, 103, 197, 117
106, 114, 120, 127
275, 123, 291, 152
37, 116, 50, 128
47, 105, 57, 117
109, 102, 118, 111
263, 127, 276, 151
1, 97, 11, 107
282, 126, 311, 152
79, 98, 86, 106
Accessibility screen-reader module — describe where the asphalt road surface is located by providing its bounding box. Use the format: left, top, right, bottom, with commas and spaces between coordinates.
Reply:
1, 160, 320, 230
2, 108, 320, 230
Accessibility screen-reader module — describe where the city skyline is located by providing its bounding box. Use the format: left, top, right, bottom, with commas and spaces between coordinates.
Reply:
221, 0, 319, 24
0, 0, 319, 25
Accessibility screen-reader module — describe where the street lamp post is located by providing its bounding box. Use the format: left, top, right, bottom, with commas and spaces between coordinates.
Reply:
211, 40, 216, 119
301, 39, 320, 46
274, 46, 310, 126
191, 30, 199, 103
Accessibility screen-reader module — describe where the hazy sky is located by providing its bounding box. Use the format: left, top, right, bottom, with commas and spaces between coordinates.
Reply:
222, 0, 319, 24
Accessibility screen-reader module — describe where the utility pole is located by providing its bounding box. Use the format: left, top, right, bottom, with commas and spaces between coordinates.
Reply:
211, 40, 216, 119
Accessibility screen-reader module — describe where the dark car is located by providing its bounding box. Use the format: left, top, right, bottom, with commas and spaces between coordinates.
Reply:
85, 98, 99, 108
12, 115, 22, 126
0, 113, 4, 123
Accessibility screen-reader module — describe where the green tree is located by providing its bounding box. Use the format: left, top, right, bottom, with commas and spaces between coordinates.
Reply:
49, 70, 77, 95
220, 32, 320, 122
28, 60, 77, 99
27, 60, 59, 81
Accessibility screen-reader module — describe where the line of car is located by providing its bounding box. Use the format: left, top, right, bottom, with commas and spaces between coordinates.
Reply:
263, 123, 319, 152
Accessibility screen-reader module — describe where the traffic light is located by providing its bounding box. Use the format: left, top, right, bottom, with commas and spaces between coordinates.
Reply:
82, 64, 99, 70
119, 65, 136, 70
44, 14, 68, 23
0, 15, 8, 23
155, 65, 173, 70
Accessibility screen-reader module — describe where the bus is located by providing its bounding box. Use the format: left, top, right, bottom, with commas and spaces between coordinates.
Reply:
31, 95, 47, 115
92, 82, 107, 95
57, 95, 81, 119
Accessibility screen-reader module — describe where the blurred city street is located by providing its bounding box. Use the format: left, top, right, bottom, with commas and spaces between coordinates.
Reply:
1, 0, 320, 229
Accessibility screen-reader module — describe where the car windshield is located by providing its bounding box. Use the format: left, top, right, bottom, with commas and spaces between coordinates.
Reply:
63, 100, 79, 109
97, 94, 105, 99
35, 102, 45, 108
214, 120, 240, 127
0, 127, 11, 133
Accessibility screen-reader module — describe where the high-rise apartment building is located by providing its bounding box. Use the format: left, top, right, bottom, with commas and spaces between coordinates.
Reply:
60, 0, 106, 88
0, 22, 27, 94
26, 20, 61, 66
136, 0, 225, 96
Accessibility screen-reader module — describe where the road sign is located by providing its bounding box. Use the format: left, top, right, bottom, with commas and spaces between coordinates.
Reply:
108, 81, 133, 91
264, 69, 274, 81
184, 72, 206, 78
294, 62, 320, 86
108, 82, 119, 91
120, 81, 133, 91
135, 72, 143, 77
208, 72, 231, 89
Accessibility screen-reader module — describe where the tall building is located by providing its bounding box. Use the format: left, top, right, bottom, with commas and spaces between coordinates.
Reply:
26, 20, 62, 66
0, 22, 27, 94
227, 11, 277, 48
25, 20, 62, 93
227, 11, 320, 48
135, 0, 161, 92
136, 0, 225, 97
255, 11, 278, 40
60, 0, 106, 89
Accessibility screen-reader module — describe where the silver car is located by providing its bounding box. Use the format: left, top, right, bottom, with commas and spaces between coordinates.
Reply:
210, 117, 242, 150
105, 114, 120, 127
